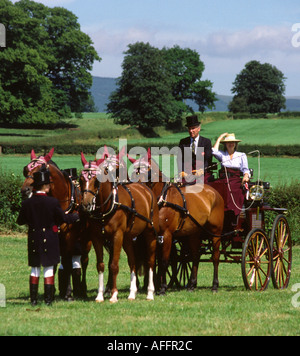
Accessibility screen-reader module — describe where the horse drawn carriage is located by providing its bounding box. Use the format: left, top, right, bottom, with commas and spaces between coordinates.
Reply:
21, 147, 292, 303
163, 165, 292, 292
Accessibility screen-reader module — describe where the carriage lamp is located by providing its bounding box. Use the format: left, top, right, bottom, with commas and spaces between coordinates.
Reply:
249, 185, 264, 201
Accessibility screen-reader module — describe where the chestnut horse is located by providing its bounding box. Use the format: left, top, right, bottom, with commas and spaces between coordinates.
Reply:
21, 148, 85, 299
79, 152, 158, 303
128, 149, 224, 293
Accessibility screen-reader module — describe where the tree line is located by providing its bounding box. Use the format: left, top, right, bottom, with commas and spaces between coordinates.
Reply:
0, 0, 100, 126
0, 0, 287, 130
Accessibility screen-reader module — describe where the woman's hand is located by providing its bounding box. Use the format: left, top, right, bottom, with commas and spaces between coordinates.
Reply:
242, 173, 250, 184
219, 132, 228, 140
213, 132, 228, 150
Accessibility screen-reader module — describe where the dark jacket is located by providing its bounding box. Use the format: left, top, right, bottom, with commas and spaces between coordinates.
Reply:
177, 135, 213, 173
17, 193, 79, 267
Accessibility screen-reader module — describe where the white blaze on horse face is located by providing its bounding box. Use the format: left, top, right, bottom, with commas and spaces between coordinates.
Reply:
128, 272, 137, 300
95, 271, 104, 303
146, 268, 155, 301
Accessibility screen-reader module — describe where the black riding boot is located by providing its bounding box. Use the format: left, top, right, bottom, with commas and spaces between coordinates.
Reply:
30, 276, 39, 306
44, 277, 54, 306
72, 268, 82, 298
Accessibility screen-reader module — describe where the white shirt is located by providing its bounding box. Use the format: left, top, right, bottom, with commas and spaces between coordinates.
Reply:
212, 148, 250, 176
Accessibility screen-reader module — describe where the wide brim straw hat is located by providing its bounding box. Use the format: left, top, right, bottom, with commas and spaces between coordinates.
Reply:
220, 133, 241, 143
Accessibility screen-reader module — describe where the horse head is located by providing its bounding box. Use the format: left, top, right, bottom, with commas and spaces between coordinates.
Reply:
128, 148, 162, 183
80, 152, 105, 213
21, 148, 54, 199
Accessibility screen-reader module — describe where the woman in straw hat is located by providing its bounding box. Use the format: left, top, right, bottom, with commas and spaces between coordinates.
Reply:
212, 133, 250, 231
212, 132, 250, 184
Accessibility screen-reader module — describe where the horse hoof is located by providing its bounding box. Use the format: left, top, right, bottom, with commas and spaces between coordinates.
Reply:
146, 292, 154, 301
212, 289, 218, 294
109, 291, 118, 303
128, 290, 137, 301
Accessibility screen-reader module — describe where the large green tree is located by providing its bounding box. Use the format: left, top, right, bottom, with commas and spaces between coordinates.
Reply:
107, 43, 216, 131
162, 46, 216, 113
229, 60, 286, 114
107, 42, 182, 132
0, 0, 100, 125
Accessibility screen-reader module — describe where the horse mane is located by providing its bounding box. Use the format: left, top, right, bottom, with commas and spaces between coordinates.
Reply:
47, 159, 60, 170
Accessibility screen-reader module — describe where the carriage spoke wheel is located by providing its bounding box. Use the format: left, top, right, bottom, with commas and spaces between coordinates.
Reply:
242, 228, 271, 291
167, 241, 192, 289
270, 215, 292, 289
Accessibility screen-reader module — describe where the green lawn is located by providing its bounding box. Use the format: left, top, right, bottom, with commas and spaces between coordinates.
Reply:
1, 153, 299, 187
0, 235, 299, 336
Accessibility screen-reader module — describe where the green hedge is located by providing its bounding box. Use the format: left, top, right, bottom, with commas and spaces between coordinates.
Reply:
264, 181, 300, 245
0, 143, 118, 155
0, 170, 23, 232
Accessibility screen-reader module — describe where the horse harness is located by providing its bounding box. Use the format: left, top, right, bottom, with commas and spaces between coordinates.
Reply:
157, 182, 238, 239
86, 181, 158, 239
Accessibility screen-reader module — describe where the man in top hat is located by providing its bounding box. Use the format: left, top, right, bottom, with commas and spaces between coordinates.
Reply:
17, 169, 79, 306
177, 115, 213, 183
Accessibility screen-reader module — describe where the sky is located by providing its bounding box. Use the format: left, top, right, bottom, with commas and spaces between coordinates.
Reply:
11, 0, 300, 96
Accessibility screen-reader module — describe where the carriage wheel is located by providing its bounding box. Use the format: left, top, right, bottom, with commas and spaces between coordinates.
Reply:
167, 240, 192, 289
242, 228, 271, 291
270, 215, 292, 289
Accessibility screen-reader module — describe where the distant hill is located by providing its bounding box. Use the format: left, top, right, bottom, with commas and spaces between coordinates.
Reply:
91, 76, 300, 113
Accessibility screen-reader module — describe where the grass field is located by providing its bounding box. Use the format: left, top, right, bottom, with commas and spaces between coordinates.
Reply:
1, 235, 300, 336
0, 115, 299, 336
1, 114, 299, 185
1, 114, 300, 147
0, 154, 298, 187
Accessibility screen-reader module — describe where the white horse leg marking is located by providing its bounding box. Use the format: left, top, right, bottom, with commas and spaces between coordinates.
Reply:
110, 291, 118, 303
95, 271, 104, 303
146, 268, 155, 301
128, 271, 137, 300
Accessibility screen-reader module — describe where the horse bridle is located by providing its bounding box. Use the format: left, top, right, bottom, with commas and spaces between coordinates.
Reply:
23, 159, 79, 213
81, 163, 117, 213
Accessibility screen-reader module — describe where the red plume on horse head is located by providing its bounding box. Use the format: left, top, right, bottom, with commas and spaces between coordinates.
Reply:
44, 148, 54, 163
116, 145, 126, 162
81, 152, 88, 166
30, 148, 54, 162
31, 149, 37, 160
81, 151, 105, 167
127, 147, 151, 164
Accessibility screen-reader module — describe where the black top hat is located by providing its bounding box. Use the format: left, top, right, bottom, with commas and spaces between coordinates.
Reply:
31, 170, 51, 187
185, 115, 201, 127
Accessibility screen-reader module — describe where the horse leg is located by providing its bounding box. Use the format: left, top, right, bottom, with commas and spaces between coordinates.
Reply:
109, 230, 123, 303
187, 235, 201, 291
59, 254, 73, 300
104, 239, 113, 297
212, 236, 221, 293
80, 239, 92, 299
92, 237, 105, 303
123, 236, 137, 300
158, 230, 172, 295
145, 230, 157, 301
